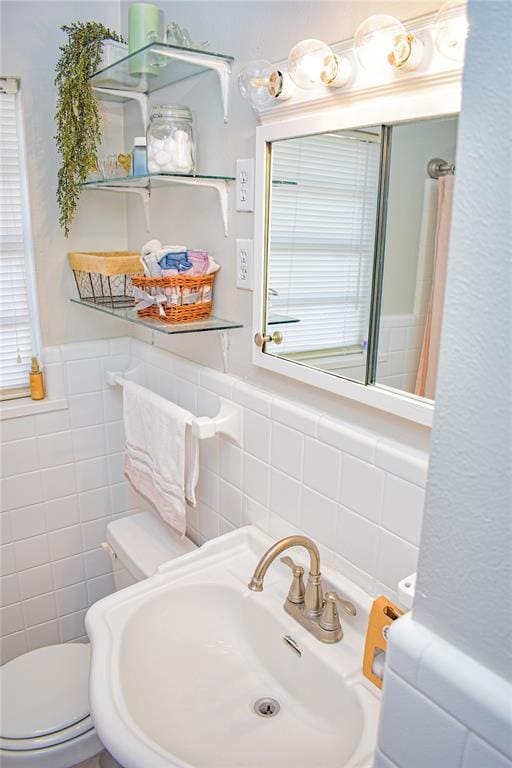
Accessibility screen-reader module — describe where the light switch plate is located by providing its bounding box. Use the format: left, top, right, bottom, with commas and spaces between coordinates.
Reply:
235, 158, 255, 212
236, 238, 253, 290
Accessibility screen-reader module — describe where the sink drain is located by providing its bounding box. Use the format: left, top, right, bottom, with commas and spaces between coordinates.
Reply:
253, 697, 280, 718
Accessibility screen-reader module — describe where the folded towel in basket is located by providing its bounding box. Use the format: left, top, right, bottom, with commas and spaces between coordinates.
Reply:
122, 380, 199, 536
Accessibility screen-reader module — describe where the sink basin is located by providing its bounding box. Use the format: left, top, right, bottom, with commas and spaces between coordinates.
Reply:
86, 526, 380, 768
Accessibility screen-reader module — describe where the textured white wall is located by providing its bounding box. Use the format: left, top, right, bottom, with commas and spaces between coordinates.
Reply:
413, 0, 512, 682
0, 1, 128, 346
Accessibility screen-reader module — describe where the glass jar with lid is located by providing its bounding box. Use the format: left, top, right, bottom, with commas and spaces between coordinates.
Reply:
146, 105, 196, 174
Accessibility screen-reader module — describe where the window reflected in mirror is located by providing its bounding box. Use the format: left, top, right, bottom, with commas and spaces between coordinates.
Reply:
266, 127, 382, 384
375, 116, 458, 399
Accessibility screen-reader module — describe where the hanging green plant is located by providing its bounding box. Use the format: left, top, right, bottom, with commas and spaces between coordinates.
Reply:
55, 21, 125, 236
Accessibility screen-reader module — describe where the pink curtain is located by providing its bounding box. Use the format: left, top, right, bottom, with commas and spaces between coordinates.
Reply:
415, 175, 454, 399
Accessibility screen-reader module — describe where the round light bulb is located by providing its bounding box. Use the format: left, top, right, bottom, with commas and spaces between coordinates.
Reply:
238, 60, 274, 108
288, 39, 339, 89
354, 14, 422, 71
435, 0, 468, 63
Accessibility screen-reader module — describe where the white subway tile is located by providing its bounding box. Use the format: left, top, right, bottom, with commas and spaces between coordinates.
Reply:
378, 670, 467, 768
3, 471, 43, 511
175, 380, 197, 415
200, 435, 219, 474
219, 517, 235, 536
373, 748, 399, 768
271, 423, 303, 480
336, 505, 380, 576
86, 573, 115, 605
339, 455, 384, 523
0, 512, 11, 545
27, 619, 59, 650
37, 431, 73, 469
269, 469, 301, 526
61, 340, 108, 361
271, 397, 319, 437
317, 417, 376, 463
389, 326, 408, 352
197, 386, 219, 418
108, 338, 131, 356
382, 474, 425, 546
45, 495, 79, 531
42, 346, 62, 364
75, 457, 108, 492
376, 529, 419, 591
333, 553, 375, 596
55, 582, 88, 617
44, 363, 67, 399
233, 381, 272, 417
243, 409, 271, 462
376, 438, 429, 487
199, 368, 234, 399
1, 415, 35, 442
18, 564, 54, 600
197, 468, 219, 511
173, 357, 201, 384
9, 503, 45, 540
49, 525, 83, 561
78, 487, 111, 522
1, 438, 39, 477
105, 421, 125, 454
303, 438, 341, 500
1, 573, 21, 605
0, 544, 15, 576
110, 482, 140, 515
463, 735, 511, 768
71, 424, 106, 462
81, 518, 109, 552
41, 464, 76, 500
0, 630, 28, 665
102, 388, 123, 422
300, 487, 337, 548
23, 592, 57, 627
0, 604, 24, 636
107, 452, 125, 484
35, 408, 70, 435
242, 496, 270, 532
197, 501, 219, 541
13, 534, 50, 571
219, 480, 242, 526
52, 554, 85, 589
59, 609, 87, 642
242, 454, 270, 507
69, 393, 103, 429
84, 548, 112, 580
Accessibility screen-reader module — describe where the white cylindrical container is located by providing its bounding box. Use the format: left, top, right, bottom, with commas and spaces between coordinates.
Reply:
146, 105, 196, 174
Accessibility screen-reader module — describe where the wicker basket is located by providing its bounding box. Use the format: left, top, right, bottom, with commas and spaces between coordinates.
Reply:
131, 273, 216, 323
68, 251, 141, 308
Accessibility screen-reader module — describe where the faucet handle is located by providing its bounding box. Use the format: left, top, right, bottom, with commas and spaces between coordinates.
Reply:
280, 556, 305, 604
319, 591, 357, 633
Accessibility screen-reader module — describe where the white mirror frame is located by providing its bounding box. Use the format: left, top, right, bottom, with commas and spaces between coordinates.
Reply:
252, 16, 463, 427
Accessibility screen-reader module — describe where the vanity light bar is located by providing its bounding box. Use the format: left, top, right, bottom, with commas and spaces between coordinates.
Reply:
238, 2, 467, 111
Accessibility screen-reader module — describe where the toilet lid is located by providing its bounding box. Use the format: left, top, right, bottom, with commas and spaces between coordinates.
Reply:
0, 643, 91, 744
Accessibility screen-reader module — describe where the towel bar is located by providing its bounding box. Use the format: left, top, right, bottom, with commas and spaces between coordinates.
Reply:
106, 370, 242, 444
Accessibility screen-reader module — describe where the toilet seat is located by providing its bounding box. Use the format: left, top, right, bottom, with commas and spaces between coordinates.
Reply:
0, 643, 92, 753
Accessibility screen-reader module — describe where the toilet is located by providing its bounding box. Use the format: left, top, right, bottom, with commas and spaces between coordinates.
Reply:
0, 511, 197, 768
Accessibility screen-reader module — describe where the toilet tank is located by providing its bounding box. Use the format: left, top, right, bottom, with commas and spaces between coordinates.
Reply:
105, 511, 197, 590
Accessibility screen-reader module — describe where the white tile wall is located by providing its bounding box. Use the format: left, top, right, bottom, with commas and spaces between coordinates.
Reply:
1, 336, 429, 667
377, 314, 425, 393
375, 614, 512, 768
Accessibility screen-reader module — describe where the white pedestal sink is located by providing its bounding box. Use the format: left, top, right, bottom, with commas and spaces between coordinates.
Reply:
86, 526, 381, 768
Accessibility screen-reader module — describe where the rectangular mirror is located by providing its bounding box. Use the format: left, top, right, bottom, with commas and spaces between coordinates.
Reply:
262, 114, 458, 402
265, 127, 383, 384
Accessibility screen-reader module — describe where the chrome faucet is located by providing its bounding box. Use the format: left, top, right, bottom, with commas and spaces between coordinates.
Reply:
248, 535, 356, 643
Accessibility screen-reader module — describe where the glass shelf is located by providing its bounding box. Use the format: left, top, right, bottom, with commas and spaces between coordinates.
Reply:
91, 42, 234, 95
81, 171, 235, 188
268, 313, 300, 325
70, 298, 243, 335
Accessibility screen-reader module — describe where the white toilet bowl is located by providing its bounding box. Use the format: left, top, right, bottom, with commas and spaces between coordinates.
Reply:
0, 511, 197, 768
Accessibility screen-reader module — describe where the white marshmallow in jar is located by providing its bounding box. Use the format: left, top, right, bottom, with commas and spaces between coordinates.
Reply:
147, 105, 196, 174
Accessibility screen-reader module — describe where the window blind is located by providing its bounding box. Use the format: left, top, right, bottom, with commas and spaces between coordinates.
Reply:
268, 132, 380, 355
0, 83, 35, 396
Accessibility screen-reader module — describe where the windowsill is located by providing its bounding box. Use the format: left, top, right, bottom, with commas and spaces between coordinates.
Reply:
0, 397, 69, 421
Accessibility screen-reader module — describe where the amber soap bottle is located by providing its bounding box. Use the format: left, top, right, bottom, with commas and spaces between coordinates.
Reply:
29, 357, 45, 400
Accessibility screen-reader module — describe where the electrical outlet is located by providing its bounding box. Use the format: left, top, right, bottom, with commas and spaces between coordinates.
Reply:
236, 158, 255, 212
236, 238, 253, 290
